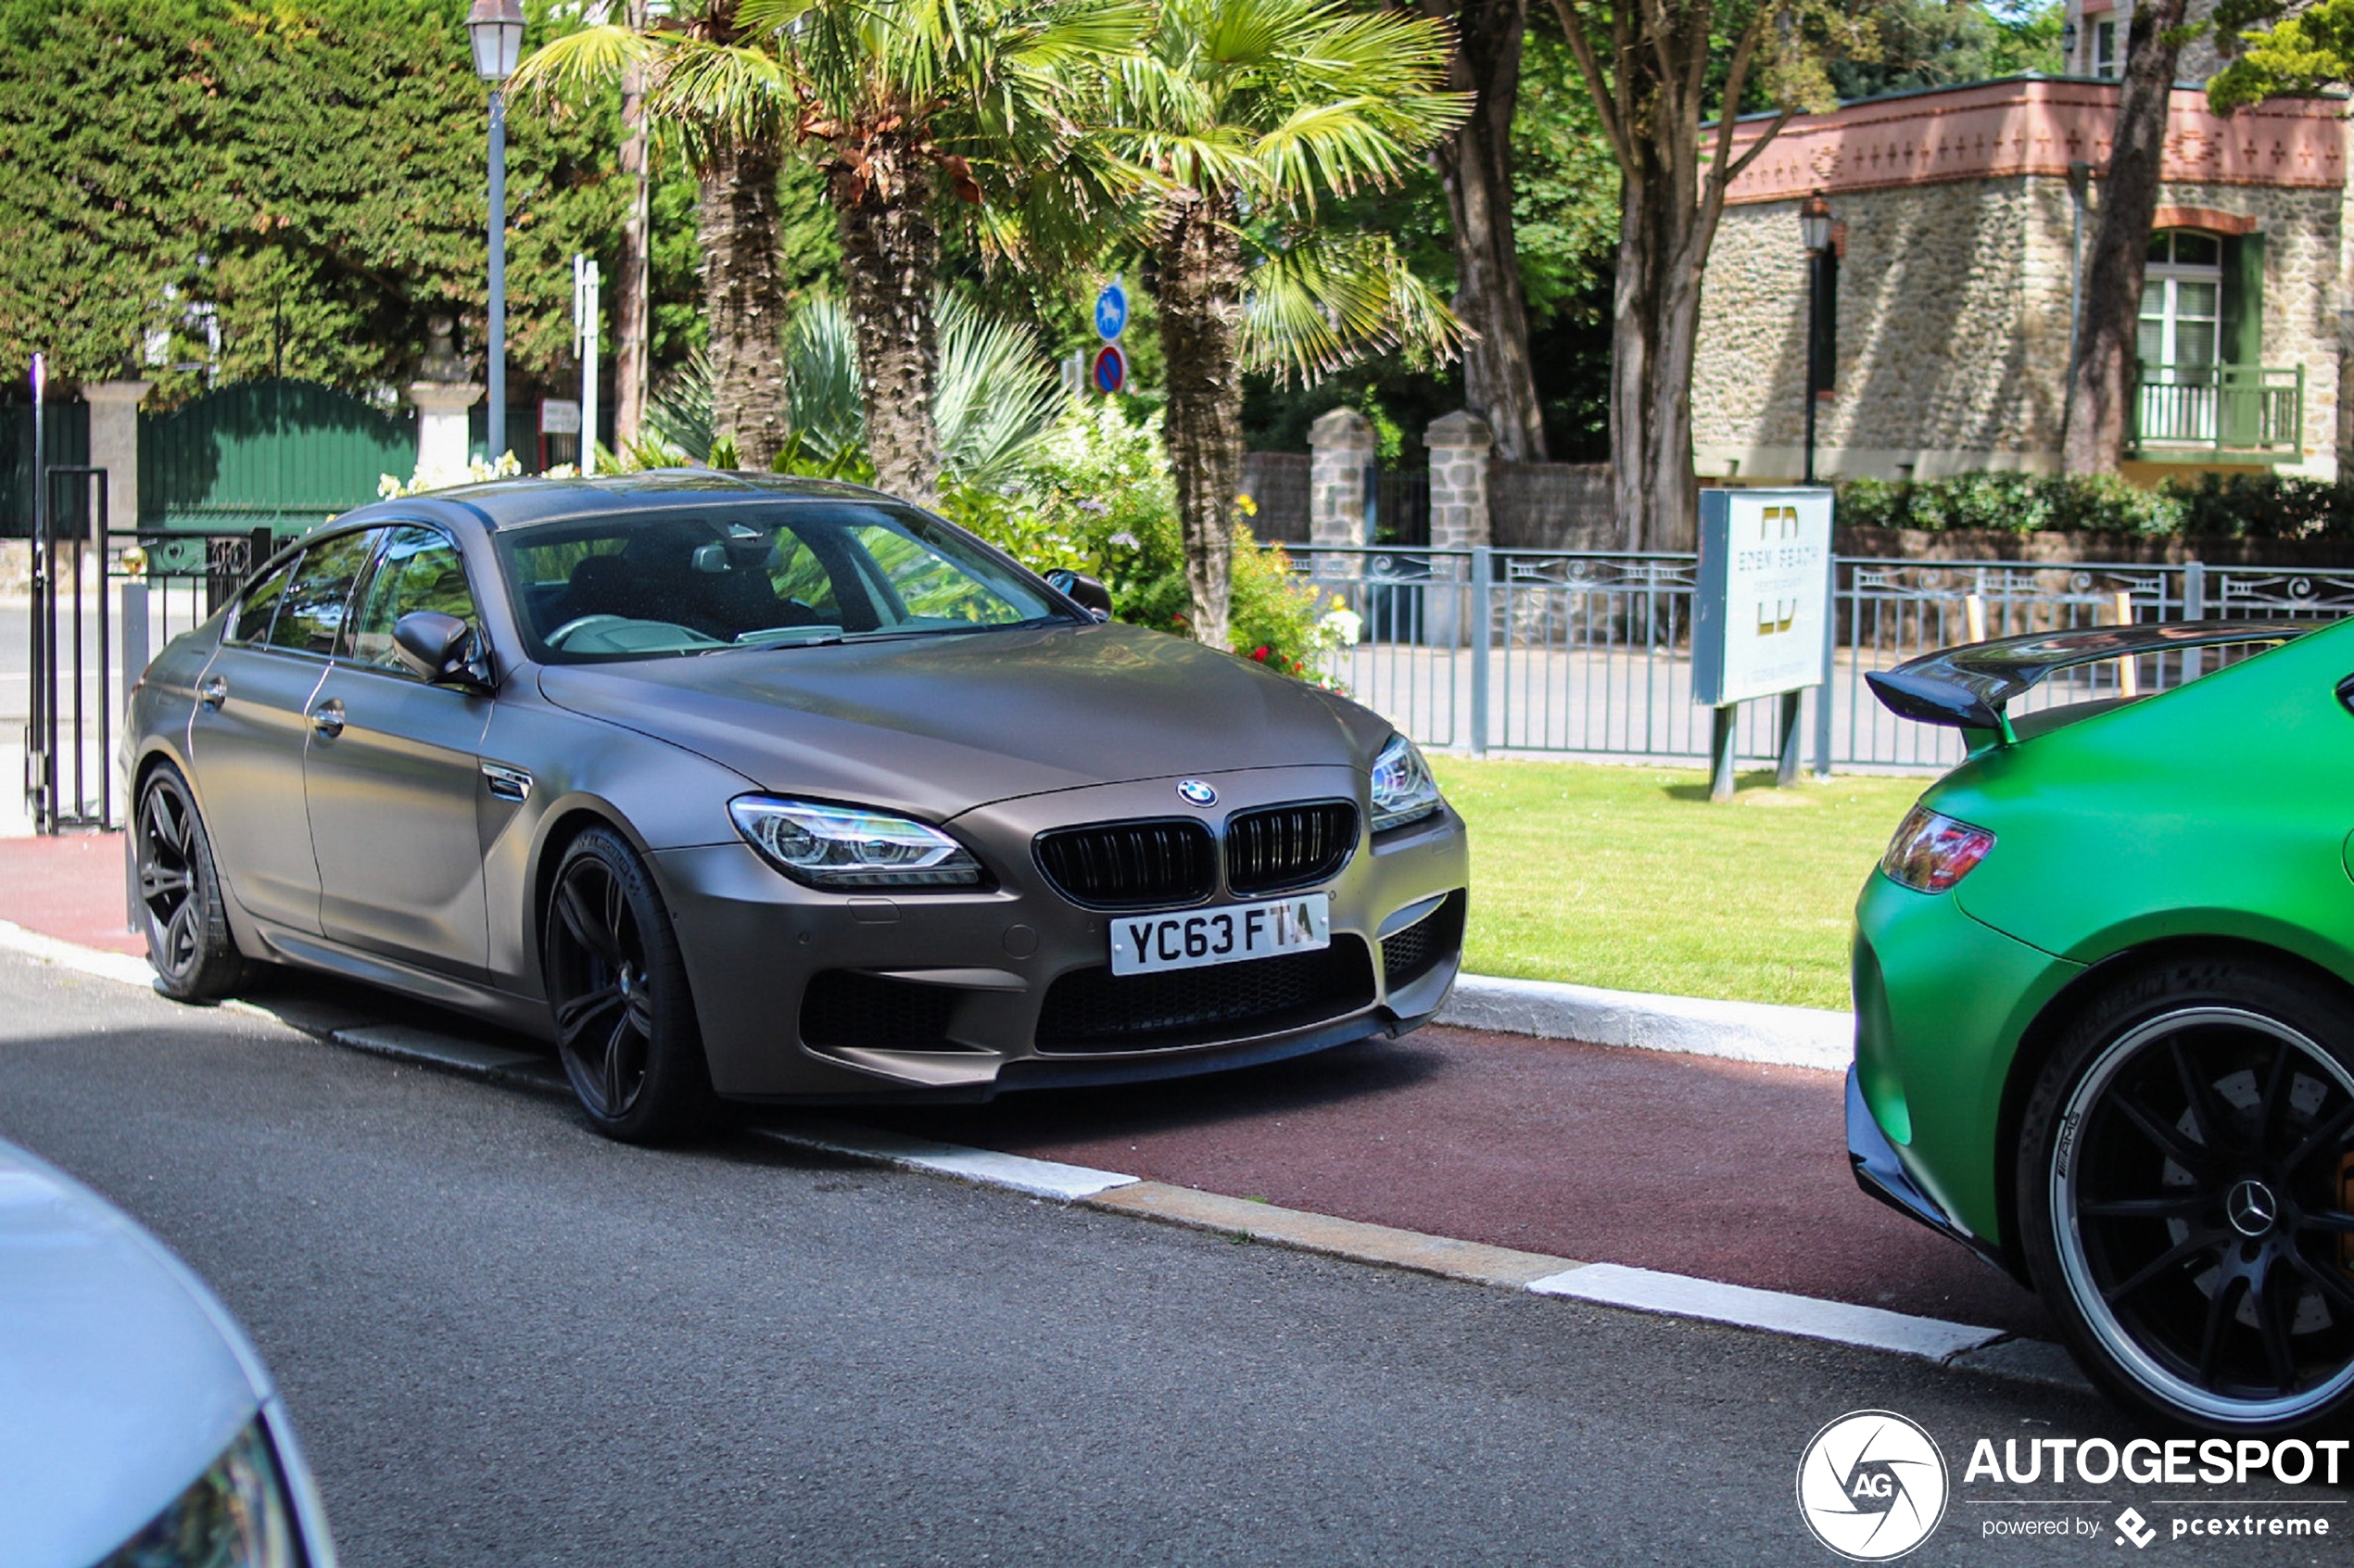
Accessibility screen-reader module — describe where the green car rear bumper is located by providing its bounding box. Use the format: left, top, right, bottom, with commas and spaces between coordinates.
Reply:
1850, 870, 2084, 1262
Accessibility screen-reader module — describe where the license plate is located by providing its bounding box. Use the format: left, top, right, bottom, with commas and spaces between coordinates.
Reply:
1108, 893, 1331, 977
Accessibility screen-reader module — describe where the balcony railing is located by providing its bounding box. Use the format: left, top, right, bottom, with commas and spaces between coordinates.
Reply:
2130, 362, 2303, 462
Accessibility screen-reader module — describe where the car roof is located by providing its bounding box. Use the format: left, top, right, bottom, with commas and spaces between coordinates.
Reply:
339, 470, 905, 535
0, 1135, 272, 1568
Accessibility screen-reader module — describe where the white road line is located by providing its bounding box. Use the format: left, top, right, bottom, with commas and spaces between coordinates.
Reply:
0, 920, 157, 989
1525, 1261, 2005, 1363
756, 1117, 1140, 1201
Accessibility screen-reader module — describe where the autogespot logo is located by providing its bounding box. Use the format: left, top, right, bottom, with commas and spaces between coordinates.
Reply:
1797, 1410, 1950, 1561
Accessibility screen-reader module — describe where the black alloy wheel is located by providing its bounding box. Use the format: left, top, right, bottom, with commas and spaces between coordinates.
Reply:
542, 827, 715, 1143
134, 765, 247, 1001
2021, 958, 2354, 1435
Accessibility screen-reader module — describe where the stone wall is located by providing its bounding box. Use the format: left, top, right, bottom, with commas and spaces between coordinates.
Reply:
1240, 451, 1310, 542
1695, 171, 2345, 482
1696, 176, 2076, 477
1489, 461, 1616, 549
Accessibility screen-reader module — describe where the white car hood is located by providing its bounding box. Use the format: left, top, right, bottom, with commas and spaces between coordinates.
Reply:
0, 1138, 269, 1568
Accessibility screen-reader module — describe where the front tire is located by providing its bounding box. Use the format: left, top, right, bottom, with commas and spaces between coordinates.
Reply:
134, 765, 247, 1002
2019, 957, 2354, 1436
542, 827, 715, 1144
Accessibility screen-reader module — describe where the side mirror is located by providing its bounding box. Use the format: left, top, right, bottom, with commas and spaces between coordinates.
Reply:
1044, 569, 1113, 622
392, 610, 493, 691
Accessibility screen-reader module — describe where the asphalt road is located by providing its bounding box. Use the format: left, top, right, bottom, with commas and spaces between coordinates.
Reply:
0, 950, 2342, 1566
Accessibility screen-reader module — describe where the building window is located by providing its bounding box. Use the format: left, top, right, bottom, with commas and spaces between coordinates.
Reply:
2093, 17, 2120, 78
2140, 231, 2221, 373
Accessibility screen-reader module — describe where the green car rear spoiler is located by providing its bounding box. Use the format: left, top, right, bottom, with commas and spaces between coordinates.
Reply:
1865, 622, 2310, 743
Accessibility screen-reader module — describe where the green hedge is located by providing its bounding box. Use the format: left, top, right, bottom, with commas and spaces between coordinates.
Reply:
1835, 471, 2354, 539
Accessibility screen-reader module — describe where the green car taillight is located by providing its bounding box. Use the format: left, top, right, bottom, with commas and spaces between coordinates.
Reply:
1880, 803, 1995, 893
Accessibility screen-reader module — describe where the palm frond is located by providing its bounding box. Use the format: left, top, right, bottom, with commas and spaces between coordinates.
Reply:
507, 24, 664, 109
1242, 232, 1463, 384
932, 292, 1068, 487
643, 349, 717, 460
648, 41, 797, 147
785, 297, 866, 464
781, 292, 1066, 486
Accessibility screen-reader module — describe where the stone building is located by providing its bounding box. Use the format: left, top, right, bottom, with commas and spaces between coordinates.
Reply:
1690, 70, 2348, 484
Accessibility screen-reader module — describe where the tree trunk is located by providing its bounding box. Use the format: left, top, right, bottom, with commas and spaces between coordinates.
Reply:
1429, 0, 1548, 462
1552, 0, 1788, 552
698, 139, 791, 469
832, 134, 943, 504
614, 0, 652, 449
2062, 0, 2189, 474
1158, 191, 1247, 650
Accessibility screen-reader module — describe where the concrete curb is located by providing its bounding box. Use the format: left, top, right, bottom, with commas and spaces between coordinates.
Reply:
1436, 973, 1853, 1072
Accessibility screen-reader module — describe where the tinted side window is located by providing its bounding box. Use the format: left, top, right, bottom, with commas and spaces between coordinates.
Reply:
267, 530, 376, 655
348, 526, 480, 672
230, 558, 298, 646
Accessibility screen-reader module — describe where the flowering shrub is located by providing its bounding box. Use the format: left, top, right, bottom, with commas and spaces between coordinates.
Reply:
377, 450, 525, 499
941, 404, 1351, 685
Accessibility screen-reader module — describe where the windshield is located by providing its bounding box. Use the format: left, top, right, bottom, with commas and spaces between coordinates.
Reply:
495, 500, 1072, 662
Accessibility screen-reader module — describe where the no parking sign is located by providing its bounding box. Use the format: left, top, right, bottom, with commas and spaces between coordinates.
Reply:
1090, 344, 1128, 396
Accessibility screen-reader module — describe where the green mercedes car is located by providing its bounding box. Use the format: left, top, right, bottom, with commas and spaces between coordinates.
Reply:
1854, 616, 2354, 1435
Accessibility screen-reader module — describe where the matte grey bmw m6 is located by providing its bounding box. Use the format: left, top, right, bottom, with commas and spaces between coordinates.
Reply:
125, 474, 1468, 1140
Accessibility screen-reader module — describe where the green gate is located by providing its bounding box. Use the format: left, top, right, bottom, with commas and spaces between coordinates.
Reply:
140, 379, 416, 535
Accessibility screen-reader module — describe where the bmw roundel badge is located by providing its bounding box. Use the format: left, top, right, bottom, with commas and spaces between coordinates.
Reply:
1176, 779, 1218, 807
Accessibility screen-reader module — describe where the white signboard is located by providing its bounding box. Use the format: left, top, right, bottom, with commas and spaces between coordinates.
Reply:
539, 398, 582, 436
1692, 487, 1832, 707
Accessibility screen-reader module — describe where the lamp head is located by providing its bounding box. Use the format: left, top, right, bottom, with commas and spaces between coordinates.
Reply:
466, 0, 526, 82
1799, 191, 1834, 255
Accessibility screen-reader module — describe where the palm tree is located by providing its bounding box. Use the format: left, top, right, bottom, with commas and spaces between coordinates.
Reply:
520, 0, 1148, 504
514, 3, 792, 469
1111, 0, 1468, 648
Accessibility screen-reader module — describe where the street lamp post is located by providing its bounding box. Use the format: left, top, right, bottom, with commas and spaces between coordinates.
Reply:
467, 0, 525, 464
1798, 191, 1834, 486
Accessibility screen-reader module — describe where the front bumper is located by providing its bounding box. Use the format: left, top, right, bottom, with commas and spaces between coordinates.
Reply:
1845, 1065, 2006, 1272
652, 764, 1470, 1100
1851, 870, 2083, 1261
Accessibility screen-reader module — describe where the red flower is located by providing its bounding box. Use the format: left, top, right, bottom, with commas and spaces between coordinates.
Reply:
1250, 646, 1271, 662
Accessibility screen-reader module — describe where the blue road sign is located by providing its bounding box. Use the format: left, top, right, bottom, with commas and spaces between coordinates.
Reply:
1091, 344, 1128, 395
1094, 282, 1128, 341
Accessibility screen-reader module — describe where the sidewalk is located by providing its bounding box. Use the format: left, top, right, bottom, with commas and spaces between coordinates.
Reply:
0, 830, 2049, 1341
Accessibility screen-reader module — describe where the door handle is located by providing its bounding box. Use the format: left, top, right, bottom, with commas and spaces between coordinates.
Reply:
310, 700, 346, 740
197, 676, 228, 710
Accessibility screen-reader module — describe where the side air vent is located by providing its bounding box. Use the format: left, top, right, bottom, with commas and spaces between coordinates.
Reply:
1226, 801, 1357, 896
1033, 818, 1216, 910
1379, 891, 1465, 991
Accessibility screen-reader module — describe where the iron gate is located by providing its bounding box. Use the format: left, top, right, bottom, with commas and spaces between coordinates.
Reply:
23, 482, 271, 834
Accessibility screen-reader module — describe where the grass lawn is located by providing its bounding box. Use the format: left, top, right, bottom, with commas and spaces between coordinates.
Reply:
1430, 756, 1932, 1010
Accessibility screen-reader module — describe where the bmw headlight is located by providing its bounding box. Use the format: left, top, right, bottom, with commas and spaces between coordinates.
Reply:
99, 1418, 301, 1568
1369, 733, 1442, 832
729, 796, 983, 888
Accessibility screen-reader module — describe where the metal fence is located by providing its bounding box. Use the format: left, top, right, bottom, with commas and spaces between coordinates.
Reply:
23, 511, 269, 833
1283, 545, 2354, 773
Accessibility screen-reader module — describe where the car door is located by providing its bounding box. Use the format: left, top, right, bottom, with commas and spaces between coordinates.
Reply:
304, 524, 494, 979
186, 529, 376, 934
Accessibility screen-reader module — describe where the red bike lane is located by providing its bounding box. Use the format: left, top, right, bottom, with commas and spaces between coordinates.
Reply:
870, 1025, 2053, 1339
1, 831, 2052, 1339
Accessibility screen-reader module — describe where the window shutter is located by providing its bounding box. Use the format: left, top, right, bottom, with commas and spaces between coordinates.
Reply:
2220, 232, 2264, 366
